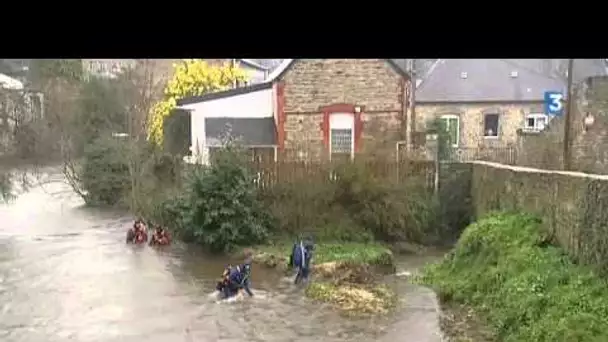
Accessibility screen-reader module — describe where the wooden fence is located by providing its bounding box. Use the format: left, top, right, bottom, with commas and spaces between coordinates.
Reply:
249, 160, 436, 189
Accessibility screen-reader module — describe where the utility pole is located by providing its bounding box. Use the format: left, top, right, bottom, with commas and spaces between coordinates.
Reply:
408, 59, 417, 148
563, 59, 574, 171
410, 59, 418, 147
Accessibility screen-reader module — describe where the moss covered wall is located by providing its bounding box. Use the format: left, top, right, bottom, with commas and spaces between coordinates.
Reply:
470, 161, 608, 273
439, 162, 473, 242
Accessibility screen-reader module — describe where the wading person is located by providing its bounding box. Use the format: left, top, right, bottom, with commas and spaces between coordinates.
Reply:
218, 250, 254, 299
150, 225, 171, 246
216, 265, 232, 294
289, 236, 314, 284
126, 219, 148, 244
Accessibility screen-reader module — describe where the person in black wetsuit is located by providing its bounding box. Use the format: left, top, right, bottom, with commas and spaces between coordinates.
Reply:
150, 225, 171, 246
217, 251, 254, 299
289, 236, 315, 284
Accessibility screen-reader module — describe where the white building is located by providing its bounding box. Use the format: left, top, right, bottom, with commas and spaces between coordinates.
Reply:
176, 60, 288, 164
0, 73, 44, 125
177, 82, 277, 164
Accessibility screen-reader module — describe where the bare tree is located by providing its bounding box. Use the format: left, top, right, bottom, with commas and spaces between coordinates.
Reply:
0, 76, 46, 201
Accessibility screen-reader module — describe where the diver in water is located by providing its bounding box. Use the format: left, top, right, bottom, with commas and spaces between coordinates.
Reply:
216, 265, 232, 293
150, 225, 171, 246
126, 219, 148, 244
218, 250, 254, 299
289, 235, 315, 284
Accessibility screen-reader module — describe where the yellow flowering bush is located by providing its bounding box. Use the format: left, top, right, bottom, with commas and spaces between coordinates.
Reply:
148, 59, 249, 145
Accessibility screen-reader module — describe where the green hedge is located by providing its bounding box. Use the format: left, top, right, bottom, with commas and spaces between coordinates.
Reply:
471, 163, 608, 275
422, 212, 608, 341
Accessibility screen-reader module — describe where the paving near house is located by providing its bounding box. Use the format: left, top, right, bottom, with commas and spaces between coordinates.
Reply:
381, 284, 444, 342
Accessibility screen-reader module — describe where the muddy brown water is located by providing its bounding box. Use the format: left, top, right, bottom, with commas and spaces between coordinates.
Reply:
0, 172, 445, 342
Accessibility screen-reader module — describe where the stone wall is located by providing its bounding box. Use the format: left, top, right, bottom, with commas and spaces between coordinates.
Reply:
416, 102, 545, 148
281, 59, 406, 160
469, 161, 608, 274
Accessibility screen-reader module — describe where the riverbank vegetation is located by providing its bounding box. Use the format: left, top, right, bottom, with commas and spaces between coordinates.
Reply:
156, 140, 272, 252
253, 241, 397, 315
11, 59, 447, 253
253, 242, 394, 270
421, 212, 608, 341
8, 59, 454, 316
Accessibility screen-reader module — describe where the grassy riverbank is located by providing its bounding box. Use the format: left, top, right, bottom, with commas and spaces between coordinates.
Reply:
254, 242, 393, 268
421, 212, 608, 342
251, 241, 397, 315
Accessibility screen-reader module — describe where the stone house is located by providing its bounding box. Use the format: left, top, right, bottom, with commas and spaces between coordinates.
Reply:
517, 75, 608, 173
413, 59, 608, 156
176, 59, 411, 164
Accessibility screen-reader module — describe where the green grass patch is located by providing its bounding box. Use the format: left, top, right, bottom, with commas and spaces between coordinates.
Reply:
421, 212, 608, 342
254, 241, 394, 266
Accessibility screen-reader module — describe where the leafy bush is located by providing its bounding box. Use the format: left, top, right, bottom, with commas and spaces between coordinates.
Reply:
78, 136, 182, 209
80, 136, 131, 206
260, 161, 439, 244
332, 162, 439, 243
422, 212, 608, 341
168, 143, 272, 252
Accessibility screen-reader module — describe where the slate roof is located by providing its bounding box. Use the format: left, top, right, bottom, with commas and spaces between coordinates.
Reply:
416, 59, 608, 103
205, 117, 277, 147
243, 59, 283, 71
238, 59, 269, 71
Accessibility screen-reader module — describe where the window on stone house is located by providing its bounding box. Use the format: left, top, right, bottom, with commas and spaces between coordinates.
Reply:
483, 113, 499, 138
524, 113, 547, 132
439, 115, 459, 147
330, 128, 353, 161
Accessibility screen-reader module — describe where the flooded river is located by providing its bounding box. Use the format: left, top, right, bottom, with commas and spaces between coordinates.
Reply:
0, 172, 445, 342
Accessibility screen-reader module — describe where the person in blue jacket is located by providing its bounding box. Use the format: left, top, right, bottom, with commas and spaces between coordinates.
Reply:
289, 236, 315, 284
217, 251, 254, 299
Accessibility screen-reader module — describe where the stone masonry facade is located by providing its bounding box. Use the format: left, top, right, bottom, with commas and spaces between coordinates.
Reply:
416, 102, 546, 149
279, 59, 407, 160
517, 76, 608, 173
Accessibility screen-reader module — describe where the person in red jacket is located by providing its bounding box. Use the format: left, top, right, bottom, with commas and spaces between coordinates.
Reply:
126, 219, 148, 244
150, 225, 171, 246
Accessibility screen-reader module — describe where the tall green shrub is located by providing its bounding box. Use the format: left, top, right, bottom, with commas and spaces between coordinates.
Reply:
80, 136, 131, 206
168, 142, 272, 252
260, 161, 439, 244
78, 136, 182, 209
332, 162, 439, 243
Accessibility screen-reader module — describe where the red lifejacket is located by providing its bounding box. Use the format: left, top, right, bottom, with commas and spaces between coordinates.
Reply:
135, 230, 147, 243
152, 231, 171, 245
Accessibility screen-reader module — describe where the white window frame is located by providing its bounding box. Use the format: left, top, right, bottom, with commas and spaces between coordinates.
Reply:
524, 113, 548, 132
483, 113, 500, 139
329, 112, 355, 161
439, 114, 460, 148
